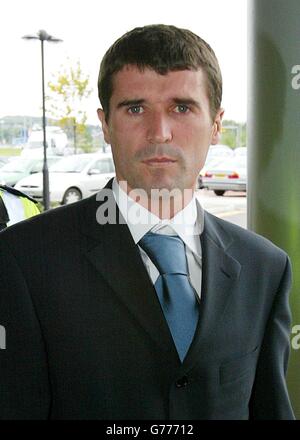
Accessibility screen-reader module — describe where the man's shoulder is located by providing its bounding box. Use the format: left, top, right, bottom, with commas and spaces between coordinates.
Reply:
203, 210, 288, 261
0, 194, 96, 241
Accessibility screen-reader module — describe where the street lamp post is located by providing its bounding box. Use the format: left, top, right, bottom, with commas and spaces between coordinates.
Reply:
22, 30, 62, 210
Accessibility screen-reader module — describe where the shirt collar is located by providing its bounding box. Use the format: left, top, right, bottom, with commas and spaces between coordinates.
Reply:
112, 178, 204, 257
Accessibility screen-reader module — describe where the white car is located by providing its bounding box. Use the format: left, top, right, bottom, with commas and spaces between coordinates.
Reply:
0, 156, 61, 187
206, 144, 234, 161
201, 155, 247, 196
16, 153, 115, 204
234, 147, 247, 156
198, 145, 234, 188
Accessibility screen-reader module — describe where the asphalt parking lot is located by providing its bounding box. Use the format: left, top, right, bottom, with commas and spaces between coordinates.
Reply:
196, 189, 247, 229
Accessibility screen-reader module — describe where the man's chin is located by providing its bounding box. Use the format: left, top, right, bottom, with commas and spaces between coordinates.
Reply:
118, 171, 196, 195
132, 178, 197, 200
136, 179, 184, 195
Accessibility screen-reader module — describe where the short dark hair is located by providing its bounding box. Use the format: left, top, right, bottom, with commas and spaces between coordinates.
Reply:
98, 24, 222, 121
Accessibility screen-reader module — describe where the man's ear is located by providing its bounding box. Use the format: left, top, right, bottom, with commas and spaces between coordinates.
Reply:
211, 108, 225, 145
97, 108, 111, 144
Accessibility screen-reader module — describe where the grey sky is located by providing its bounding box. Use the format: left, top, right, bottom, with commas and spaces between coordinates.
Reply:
0, 0, 247, 124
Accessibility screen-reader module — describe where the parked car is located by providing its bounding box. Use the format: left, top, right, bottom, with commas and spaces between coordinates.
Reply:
201, 155, 247, 196
197, 145, 233, 189
0, 157, 12, 168
234, 147, 247, 156
198, 156, 227, 189
16, 153, 115, 205
0, 156, 61, 186
206, 144, 234, 160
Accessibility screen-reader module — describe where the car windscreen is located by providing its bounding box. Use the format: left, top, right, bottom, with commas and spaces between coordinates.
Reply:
50, 156, 93, 173
0, 158, 34, 173
229, 156, 247, 168
209, 156, 246, 170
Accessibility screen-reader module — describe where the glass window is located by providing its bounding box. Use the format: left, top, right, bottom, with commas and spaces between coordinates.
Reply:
0, 158, 33, 173
50, 156, 93, 173
91, 159, 114, 174
30, 160, 43, 173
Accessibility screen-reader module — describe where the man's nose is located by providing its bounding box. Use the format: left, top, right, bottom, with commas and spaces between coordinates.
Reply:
146, 112, 173, 144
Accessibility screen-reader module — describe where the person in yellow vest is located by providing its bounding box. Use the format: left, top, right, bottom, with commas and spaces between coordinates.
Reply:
0, 184, 40, 231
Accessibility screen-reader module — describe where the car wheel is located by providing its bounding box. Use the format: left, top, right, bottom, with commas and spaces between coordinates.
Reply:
214, 190, 225, 196
62, 187, 82, 205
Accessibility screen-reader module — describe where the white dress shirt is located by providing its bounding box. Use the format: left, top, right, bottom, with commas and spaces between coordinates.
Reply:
112, 178, 204, 299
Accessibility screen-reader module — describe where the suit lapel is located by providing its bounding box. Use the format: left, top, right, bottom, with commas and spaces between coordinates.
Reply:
184, 212, 241, 366
81, 185, 179, 359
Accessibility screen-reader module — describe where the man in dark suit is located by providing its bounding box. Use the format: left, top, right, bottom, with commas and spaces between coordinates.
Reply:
0, 24, 294, 419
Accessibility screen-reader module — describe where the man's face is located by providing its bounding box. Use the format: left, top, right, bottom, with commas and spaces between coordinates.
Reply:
98, 65, 223, 195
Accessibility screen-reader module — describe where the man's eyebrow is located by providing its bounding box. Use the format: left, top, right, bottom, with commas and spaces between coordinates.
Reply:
173, 98, 201, 108
116, 99, 145, 109
116, 97, 201, 109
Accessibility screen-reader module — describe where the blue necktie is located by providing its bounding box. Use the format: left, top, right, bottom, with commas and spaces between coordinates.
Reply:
139, 232, 199, 361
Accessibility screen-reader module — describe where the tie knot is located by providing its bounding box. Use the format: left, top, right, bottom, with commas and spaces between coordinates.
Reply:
139, 232, 188, 276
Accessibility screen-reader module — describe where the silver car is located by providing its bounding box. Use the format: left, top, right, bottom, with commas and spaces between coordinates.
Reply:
16, 153, 115, 204
201, 155, 247, 196
0, 156, 61, 186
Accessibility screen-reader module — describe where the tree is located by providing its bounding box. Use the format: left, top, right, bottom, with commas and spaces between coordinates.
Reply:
221, 121, 247, 149
47, 60, 93, 152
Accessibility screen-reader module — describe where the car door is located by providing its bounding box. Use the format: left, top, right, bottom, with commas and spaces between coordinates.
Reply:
83, 158, 115, 196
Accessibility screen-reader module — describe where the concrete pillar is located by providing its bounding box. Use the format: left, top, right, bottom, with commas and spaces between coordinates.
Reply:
248, 0, 300, 418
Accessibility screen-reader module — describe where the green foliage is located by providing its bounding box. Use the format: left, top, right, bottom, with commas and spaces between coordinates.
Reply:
221, 121, 247, 149
0, 147, 21, 156
47, 60, 93, 151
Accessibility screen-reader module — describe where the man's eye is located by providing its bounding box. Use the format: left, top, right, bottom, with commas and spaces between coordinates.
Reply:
128, 106, 144, 114
175, 104, 189, 113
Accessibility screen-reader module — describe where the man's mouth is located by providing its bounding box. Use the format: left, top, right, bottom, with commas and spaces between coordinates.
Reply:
142, 157, 177, 165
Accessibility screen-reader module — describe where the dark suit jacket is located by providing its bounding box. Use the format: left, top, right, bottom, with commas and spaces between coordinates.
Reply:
0, 182, 295, 419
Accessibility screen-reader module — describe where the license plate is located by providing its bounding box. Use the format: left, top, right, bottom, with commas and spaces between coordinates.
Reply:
213, 173, 226, 178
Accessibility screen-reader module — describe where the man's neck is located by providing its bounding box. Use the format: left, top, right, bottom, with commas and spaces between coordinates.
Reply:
117, 180, 195, 219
